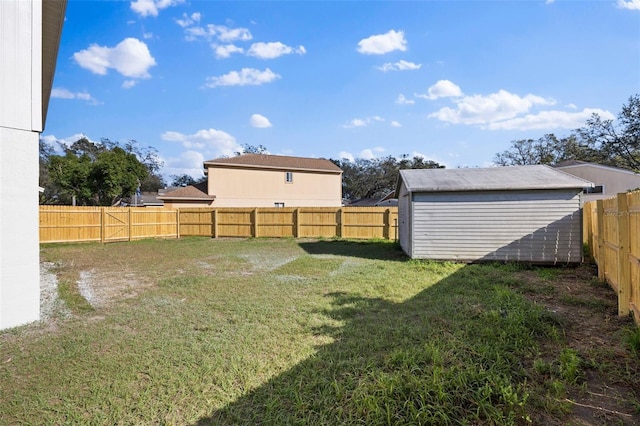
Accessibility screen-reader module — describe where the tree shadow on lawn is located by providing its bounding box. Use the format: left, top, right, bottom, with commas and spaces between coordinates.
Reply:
298, 239, 408, 261
196, 262, 562, 425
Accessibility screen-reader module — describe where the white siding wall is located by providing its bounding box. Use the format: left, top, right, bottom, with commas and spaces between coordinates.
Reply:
397, 182, 412, 257
411, 189, 582, 263
0, 0, 43, 329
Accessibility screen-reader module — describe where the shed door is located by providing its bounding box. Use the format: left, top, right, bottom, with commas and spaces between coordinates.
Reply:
411, 189, 582, 263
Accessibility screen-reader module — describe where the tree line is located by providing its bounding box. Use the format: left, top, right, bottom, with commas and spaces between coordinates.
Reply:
39, 95, 638, 205
494, 94, 639, 171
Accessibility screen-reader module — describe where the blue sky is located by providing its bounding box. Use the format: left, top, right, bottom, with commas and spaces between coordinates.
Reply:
44, 0, 640, 180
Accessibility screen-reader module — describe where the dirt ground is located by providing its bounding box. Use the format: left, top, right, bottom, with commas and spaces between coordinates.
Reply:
516, 264, 640, 425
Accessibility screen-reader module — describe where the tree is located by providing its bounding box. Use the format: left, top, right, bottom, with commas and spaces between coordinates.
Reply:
119, 139, 166, 191
89, 147, 148, 205
235, 143, 268, 155
579, 94, 640, 171
170, 174, 206, 187
45, 138, 150, 205
332, 155, 444, 201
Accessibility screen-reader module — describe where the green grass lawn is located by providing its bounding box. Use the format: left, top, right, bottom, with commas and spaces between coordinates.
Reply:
1, 238, 637, 425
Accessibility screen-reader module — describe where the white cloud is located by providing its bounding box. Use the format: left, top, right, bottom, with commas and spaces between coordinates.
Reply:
545, 0, 555, 4
250, 114, 272, 128
390, 120, 402, 127
161, 128, 240, 156
357, 29, 407, 55
487, 108, 615, 131
338, 148, 384, 162
339, 151, 355, 162
176, 12, 201, 28
617, 0, 640, 10
343, 118, 367, 128
396, 94, 415, 105
247, 42, 306, 59
416, 80, 463, 100
143, 32, 153, 39
51, 87, 99, 104
122, 80, 137, 89
377, 60, 421, 72
359, 149, 376, 160
73, 38, 156, 78
130, 0, 184, 17
213, 44, 244, 58
163, 150, 206, 180
204, 68, 280, 88
359, 147, 385, 160
342, 116, 385, 128
185, 24, 252, 42
566, 103, 577, 109
429, 89, 555, 125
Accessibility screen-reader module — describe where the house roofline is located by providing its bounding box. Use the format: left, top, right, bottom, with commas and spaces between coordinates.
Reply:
203, 162, 342, 174
556, 162, 640, 176
157, 196, 216, 201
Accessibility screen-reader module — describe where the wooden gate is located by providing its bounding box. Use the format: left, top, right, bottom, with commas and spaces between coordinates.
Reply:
102, 208, 130, 242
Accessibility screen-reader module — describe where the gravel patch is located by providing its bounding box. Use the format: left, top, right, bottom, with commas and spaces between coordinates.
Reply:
77, 270, 97, 307
39, 262, 69, 321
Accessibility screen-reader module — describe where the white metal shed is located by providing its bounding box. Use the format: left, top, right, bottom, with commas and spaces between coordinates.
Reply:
396, 165, 593, 263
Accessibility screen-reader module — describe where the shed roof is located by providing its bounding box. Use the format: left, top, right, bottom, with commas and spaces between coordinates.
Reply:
204, 154, 342, 173
398, 165, 593, 193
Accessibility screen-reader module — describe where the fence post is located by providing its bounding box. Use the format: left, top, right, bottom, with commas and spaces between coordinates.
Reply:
253, 208, 259, 238
128, 207, 133, 242
384, 208, 391, 240
338, 209, 344, 238
294, 208, 300, 238
596, 200, 605, 281
582, 202, 591, 258
212, 209, 218, 238
100, 207, 106, 243
176, 209, 180, 239
617, 193, 631, 317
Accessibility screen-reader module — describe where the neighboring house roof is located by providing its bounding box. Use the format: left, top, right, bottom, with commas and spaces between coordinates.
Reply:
204, 154, 342, 174
157, 182, 215, 201
349, 191, 398, 207
555, 161, 640, 176
348, 198, 380, 207
397, 165, 594, 193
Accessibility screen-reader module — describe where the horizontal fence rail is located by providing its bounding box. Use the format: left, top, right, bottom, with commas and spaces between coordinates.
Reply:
40, 206, 398, 244
584, 191, 640, 325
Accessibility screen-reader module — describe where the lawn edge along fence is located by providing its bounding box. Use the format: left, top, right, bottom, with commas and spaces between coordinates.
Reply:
584, 190, 640, 325
40, 206, 398, 244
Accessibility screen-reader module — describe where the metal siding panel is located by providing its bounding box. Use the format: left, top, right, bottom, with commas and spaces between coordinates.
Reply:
411, 190, 582, 263
398, 183, 411, 257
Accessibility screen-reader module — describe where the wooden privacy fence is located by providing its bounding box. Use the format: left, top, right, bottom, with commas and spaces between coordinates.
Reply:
40, 206, 179, 243
40, 206, 398, 243
584, 191, 640, 325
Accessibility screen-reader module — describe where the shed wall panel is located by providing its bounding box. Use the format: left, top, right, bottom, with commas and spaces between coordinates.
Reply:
398, 182, 411, 257
411, 190, 582, 263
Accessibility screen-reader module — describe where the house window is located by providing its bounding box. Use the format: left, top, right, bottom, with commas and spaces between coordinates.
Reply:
274, 202, 285, 208
285, 171, 293, 183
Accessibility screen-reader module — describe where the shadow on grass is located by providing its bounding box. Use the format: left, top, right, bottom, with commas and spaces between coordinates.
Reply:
195, 261, 559, 425
298, 239, 408, 261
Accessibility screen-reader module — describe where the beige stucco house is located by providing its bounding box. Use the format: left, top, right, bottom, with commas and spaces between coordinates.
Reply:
555, 161, 640, 203
160, 154, 343, 208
